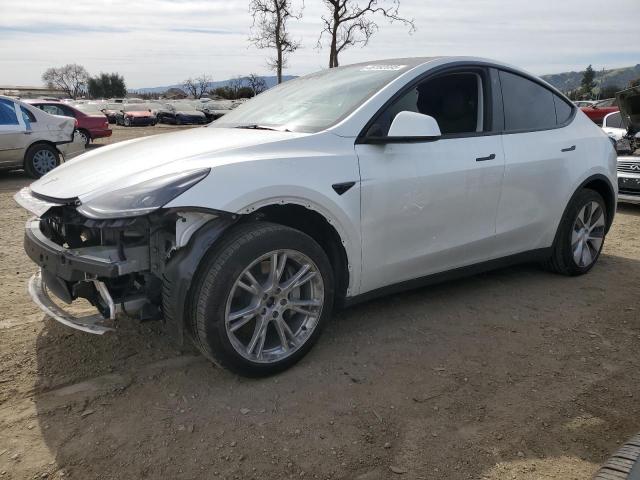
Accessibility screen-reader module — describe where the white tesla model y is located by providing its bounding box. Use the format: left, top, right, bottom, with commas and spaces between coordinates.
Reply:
15, 57, 617, 375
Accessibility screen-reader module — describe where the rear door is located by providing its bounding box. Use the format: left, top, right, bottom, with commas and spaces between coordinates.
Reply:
0, 98, 27, 166
356, 68, 506, 293
493, 69, 579, 255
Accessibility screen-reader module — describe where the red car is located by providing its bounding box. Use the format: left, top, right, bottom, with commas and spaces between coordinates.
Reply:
24, 100, 112, 146
580, 98, 619, 125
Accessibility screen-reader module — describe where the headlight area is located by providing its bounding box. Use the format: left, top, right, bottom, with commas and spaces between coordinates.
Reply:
77, 169, 210, 219
24, 202, 233, 334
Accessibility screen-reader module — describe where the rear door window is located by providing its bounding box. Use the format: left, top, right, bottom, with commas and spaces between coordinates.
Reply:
37, 104, 66, 116
499, 71, 557, 131
0, 99, 19, 126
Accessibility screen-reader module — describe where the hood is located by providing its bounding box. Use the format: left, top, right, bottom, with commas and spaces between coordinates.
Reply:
29, 126, 305, 201
616, 86, 640, 133
124, 111, 153, 117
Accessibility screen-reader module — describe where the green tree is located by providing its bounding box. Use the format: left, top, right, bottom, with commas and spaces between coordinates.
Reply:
87, 73, 127, 99
580, 65, 596, 96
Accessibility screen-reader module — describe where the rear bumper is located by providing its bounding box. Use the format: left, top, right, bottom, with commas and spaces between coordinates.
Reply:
89, 128, 112, 139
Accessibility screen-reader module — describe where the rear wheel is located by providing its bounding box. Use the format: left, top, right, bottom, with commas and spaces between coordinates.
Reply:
189, 222, 334, 376
545, 189, 607, 275
24, 144, 59, 178
77, 129, 90, 146
124, 117, 131, 127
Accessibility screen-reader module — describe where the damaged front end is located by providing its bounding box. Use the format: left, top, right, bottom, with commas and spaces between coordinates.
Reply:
17, 186, 236, 340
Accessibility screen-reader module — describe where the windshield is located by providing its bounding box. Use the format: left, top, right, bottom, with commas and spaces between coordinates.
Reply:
211, 62, 413, 133
75, 103, 105, 113
170, 102, 197, 110
123, 104, 150, 112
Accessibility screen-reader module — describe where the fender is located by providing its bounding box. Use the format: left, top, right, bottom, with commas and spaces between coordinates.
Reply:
551, 173, 617, 252
162, 216, 237, 345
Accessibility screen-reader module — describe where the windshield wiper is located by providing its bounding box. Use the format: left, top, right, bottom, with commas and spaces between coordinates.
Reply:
233, 124, 290, 132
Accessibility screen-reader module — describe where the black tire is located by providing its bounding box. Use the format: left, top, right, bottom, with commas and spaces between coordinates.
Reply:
175, 116, 182, 125
545, 189, 607, 276
124, 117, 131, 127
24, 143, 60, 178
188, 221, 335, 377
78, 129, 90, 147
594, 433, 640, 479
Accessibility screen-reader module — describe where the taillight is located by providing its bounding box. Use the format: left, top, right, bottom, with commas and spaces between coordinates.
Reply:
103, 121, 108, 128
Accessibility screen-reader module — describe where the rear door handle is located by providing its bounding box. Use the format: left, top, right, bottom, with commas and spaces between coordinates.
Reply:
561, 145, 576, 152
476, 153, 496, 162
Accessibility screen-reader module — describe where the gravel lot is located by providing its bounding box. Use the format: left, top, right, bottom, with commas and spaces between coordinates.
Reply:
1, 125, 640, 480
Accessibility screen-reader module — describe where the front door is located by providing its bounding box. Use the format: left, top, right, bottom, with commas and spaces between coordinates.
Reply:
355, 69, 505, 293
0, 98, 27, 167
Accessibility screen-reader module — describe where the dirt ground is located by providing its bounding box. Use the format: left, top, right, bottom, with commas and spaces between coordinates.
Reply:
1, 125, 640, 480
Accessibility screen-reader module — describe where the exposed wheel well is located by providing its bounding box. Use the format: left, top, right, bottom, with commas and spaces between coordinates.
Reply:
78, 128, 91, 139
582, 177, 616, 231
249, 204, 350, 303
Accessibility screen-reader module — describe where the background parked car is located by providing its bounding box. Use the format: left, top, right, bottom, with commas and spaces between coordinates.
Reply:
197, 100, 233, 121
102, 103, 122, 124
25, 100, 111, 146
580, 98, 619, 125
156, 101, 207, 125
0, 95, 83, 177
115, 104, 157, 126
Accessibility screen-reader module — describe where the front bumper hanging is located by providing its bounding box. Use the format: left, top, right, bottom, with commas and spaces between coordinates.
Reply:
28, 270, 115, 334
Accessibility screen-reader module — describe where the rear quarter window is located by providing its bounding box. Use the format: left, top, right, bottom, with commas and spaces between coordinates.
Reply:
553, 96, 574, 125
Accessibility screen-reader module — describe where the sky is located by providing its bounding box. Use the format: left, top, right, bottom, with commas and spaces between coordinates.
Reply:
0, 0, 639, 89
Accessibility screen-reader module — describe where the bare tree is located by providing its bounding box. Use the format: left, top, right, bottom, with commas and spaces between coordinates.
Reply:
42, 64, 90, 99
318, 0, 415, 68
246, 74, 268, 96
249, 0, 302, 84
183, 74, 212, 99
228, 76, 247, 98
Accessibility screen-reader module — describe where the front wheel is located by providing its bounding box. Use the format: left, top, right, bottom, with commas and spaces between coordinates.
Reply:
188, 222, 335, 376
124, 117, 131, 127
545, 189, 607, 275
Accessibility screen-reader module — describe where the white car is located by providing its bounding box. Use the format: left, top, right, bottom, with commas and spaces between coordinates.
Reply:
614, 86, 640, 204
0, 96, 84, 177
15, 57, 617, 376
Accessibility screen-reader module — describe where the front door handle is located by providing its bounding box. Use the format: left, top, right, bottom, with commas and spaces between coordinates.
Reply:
23, 131, 32, 135
561, 145, 576, 152
476, 153, 496, 162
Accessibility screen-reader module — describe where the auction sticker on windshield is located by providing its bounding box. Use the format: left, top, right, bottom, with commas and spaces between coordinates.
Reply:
360, 65, 407, 71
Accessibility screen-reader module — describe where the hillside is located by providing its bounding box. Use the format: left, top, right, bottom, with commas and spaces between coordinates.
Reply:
542, 64, 640, 93
131, 75, 297, 94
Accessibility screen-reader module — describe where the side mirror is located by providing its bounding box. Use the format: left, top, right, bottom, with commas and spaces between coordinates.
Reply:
363, 111, 441, 144
389, 111, 441, 138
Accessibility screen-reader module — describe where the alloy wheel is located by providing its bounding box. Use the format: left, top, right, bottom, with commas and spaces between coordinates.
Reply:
572, 201, 605, 267
32, 149, 57, 176
224, 249, 324, 364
